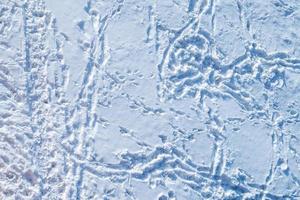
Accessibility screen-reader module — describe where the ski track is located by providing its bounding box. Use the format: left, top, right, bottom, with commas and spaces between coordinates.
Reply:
0, 0, 300, 199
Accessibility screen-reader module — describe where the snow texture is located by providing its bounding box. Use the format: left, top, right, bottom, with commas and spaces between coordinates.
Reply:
0, 0, 300, 199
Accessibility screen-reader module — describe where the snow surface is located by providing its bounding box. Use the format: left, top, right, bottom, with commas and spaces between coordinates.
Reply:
0, 0, 300, 199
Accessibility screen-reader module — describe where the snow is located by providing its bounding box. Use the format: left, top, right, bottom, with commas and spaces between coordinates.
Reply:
0, 0, 300, 199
